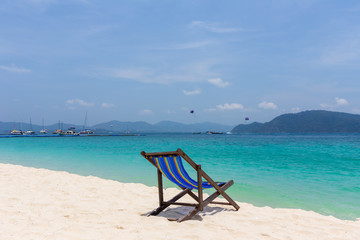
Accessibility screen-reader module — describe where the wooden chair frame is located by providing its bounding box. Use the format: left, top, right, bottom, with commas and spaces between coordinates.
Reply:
141, 148, 239, 222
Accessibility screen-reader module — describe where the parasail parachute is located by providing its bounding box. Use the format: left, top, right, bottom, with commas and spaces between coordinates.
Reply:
190, 110, 194, 114
245, 117, 249, 121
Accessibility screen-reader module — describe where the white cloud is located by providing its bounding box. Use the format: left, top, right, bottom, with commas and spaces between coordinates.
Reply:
208, 78, 231, 88
291, 107, 301, 112
258, 101, 278, 110
190, 21, 244, 33
101, 102, 115, 108
102, 68, 197, 84
140, 109, 153, 115
66, 99, 94, 108
0, 65, 31, 73
183, 89, 201, 95
157, 40, 216, 50
28, 0, 57, 5
335, 97, 349, 106
216, 103, 244, 110
166, 110, 176, 114
321, 97, 349, 109
96, 60, 217, 84
27, 0, 89, 6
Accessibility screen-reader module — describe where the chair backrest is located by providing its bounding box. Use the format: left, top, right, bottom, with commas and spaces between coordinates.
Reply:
149, 154, 215, 189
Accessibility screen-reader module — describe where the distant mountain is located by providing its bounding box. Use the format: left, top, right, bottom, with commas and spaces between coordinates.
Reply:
154, 121, 232, 133
93, 120, 232, 133
92, 121, 155, 133
231, 110, 360, 133
0, 120, 233, 134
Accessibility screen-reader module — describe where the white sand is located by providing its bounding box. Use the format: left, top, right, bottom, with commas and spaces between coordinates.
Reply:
0, 163, 359, 240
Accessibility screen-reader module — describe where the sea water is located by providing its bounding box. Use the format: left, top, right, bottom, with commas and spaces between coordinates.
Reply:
0, 133, 359, 220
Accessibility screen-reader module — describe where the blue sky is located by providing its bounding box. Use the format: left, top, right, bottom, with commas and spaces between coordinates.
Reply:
1, 0, 360, 126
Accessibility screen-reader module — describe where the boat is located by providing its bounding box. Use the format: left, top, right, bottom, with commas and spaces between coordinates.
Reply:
40, 129, 47, 134
23, 118, 35, 135
23, 130, 35, 135
10, 129, 23, 135
60, 129, 77, 135
10, 122, 23, 135
53, 129, 63, 134
40, 118, 47, 134
53, 121, 63, 134
60, 126, 78, 136
79, 129, 94, 135
79, 112, 94, 135
206, 131, 224, 134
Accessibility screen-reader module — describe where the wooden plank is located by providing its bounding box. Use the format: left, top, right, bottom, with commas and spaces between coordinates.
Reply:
202, 180, 233, 207
142, 151, 179, 156
177, 148, 198, 169
141, 151, 156, 167
177, 207, 200, 222
165, 202, 199, 207
149, 188, 191, 216
157, 169, 164, 206
197, 165, 203, 211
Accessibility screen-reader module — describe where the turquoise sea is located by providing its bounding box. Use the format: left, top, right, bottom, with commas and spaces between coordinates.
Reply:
0, 133, 359, 220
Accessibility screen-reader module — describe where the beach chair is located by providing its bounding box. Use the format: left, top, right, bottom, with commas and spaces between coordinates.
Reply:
141, 148, 239, 222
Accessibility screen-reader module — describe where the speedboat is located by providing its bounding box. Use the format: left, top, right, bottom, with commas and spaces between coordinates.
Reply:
23, 130, 35, 135
10, 129, 23, 135
79, 129, 94, 135
60, 127, 79, 136
53, 129, 63, 134
206, 131, 224, 134
40, 129, 48, 134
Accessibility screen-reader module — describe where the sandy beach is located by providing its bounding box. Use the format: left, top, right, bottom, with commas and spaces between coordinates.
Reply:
0, 163, 359, 240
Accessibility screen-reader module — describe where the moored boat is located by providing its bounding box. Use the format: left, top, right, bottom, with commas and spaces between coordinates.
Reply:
40, 118, 47, 134
206, 131, 224, 134
23, 130, 35, 135
10, 129, 23, 135
24, 118, 35, 135
79, 129, 94, 135
53, 129, 63, 134
40, 129, 48, 134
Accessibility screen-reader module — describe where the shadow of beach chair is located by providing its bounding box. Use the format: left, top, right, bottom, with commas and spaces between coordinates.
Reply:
141, 148, 239, 222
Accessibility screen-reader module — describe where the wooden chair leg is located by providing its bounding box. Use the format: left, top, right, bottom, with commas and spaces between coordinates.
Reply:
177, 207, 200, 222
177, 181, 238, 222
148, 188, 191, 216
203, 180, 239, 211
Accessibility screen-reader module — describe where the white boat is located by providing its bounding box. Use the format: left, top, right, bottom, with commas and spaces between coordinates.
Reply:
53, 129, 63, 134
40, 129, 48, 134
79, 129, 94, 135
40, 119, 47, 134
61, 130, 77, 135
53, 121, 63, 134
23, 130, 35, 135
79, 112, 94, 135
23, 118, 35, 135
10, 129, 23, 135
60, 127, 78, 136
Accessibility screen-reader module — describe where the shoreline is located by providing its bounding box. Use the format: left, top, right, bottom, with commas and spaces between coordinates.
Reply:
1, 163, 359, 240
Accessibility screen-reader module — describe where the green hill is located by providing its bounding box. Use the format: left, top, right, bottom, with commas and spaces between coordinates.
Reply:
231, 110, 360, 133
